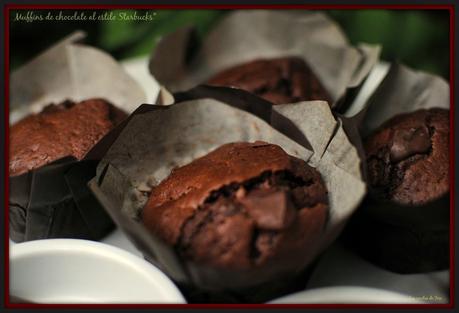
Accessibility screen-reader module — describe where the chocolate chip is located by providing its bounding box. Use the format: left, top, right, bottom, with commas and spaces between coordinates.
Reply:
390, 126, 431, 162
239, 189, 296, 230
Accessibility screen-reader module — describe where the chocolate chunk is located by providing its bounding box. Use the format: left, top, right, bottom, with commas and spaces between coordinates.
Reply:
390, 126, 431, 162
239, 188, 296, 230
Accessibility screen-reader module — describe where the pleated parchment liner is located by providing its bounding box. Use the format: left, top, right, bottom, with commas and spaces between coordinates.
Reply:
9, 32, 147, 243
149, 10, 380, 111
10, 31, 146, 123
343, 63, 451, 274
88, 86, 366, 301
361, 62, 450, 135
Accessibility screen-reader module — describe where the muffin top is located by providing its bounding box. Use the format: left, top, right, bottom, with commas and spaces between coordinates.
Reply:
365, 108, 449, 205
10, 98, 127, 176
207, 57, 331, 105
142, 141, 328, 269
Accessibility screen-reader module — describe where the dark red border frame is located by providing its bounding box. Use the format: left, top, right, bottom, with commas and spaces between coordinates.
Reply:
3, 3, 455, 310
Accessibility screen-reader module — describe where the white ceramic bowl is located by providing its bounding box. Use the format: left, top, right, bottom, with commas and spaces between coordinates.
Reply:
269, 286, 423, 304
9, 239, 186, 303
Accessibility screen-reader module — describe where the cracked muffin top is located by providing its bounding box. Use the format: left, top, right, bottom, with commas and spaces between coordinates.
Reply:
207, 57, 331, 105
142, 141, 328, 270
365, 108, 449, 205
9, 98, 127, 176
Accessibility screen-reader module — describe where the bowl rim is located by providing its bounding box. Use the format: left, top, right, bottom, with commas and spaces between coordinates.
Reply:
268, 286, 424, 304
9, 238, 186, 303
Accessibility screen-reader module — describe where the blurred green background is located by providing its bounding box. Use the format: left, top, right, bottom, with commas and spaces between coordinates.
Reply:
10, 9, 450, 79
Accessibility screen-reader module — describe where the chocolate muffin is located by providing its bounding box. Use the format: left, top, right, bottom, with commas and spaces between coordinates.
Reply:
142, 142, 328, 273
366, 108, 449, 205
10, 98, 127, 176
207, 57, 331, 105
344, 108, 450, 273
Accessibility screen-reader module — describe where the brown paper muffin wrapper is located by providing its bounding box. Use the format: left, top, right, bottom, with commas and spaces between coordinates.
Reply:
342, 196, 449, 274
10, 31, 146, 124
360, 62, 450, 136
9, 158, 114, 242
88, 86, 366, 299
149, 10, 380, 110
342, 63, 450, 274
9, 32, 147, 242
